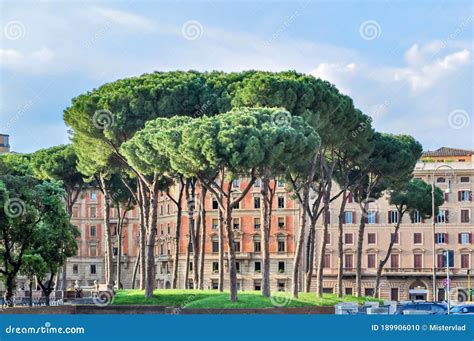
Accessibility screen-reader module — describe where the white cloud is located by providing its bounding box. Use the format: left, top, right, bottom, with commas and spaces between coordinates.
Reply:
92, 7, 158, 32
0, 47, 55, 73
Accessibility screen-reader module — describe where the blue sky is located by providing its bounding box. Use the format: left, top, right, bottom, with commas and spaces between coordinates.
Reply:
1, 0, 473, 153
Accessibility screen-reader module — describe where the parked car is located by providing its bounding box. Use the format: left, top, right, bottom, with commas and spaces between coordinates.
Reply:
450, 304, 474, 314
395, 302, 447, 315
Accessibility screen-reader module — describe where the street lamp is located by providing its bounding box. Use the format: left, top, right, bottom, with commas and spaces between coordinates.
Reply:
431, 164, 455, 302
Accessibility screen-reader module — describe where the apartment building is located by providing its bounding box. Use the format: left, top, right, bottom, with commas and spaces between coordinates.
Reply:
0, 134, 10, 154
65, 147, 473, 301
313, 147, 474, 301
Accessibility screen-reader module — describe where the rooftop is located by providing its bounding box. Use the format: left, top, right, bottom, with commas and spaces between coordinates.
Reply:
422, 147, 473, 158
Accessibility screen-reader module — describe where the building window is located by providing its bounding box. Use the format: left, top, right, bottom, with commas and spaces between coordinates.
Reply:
277, 237, 285, 252
460, 176, 470, 183
166, 202, 170, 214
277, 197, 285, 209
458, 190, 472, 202
414, 254, 423, 269
212, 218, 218, 230
212, 198, 219, 210
212, 239, 219, 253
413, 233, 423, 244
344, 211, 353, 224
435, 233, 448, 244
277, 179, 285, 187
344, 254, 353, 269
323, 287, 334, 294
278, 217, 285, 229
277, 281, 285, 291
437, 210, 448, 223
436, 177, 446, 183
413, 210, 422, 223
367, 254, 376, 268
367, 233, 376, 245
278, 261, 285, 273
459, 233, 472, 245
235, 261, 241, 273
254, 197, 261, 209
167, 224, 170, 234
72, 264, 78, 274
234, 241, 241, 252
188, 280, 194, 289
323, 254, 331, 268
390, 288, 399, 301
160, 205, 163, 215
388, 210, 398, 224
254, 217, 261, 230
89, 245, 97, 257
367, 211, 376, 224
344, 233, 353, 245
90, 206, 97, 218
189, 262, 193, 272
254, 239, 261, 252
233, 218, 240, 229
90, 264, 96, 274
72, 206, 79, 218
461, 254, 470, 268
461, 209, 470, 223
233, 198, 240, 209
212, 262, 219, 273
90, 192, 97, 201
90, 226, 96, 237
232, 179, 240, 188
211, 280, 218, 289
390, 254, 399, 269
364, 288, 374, 297
254, 261, 261, 272
345, 287, 353, 296
254, 179, 261, 188
254, 280, 261, 291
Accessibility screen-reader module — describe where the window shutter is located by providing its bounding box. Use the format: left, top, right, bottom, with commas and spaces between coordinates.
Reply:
445, 210, 449, 223
342, 213, 346, 224
459, 233, 462, 243
470, 233, 473, 244
446, 233, 449, 244
353, 212, 356, 224
458, 191, 462, 201
375, 212, 378, 224
470, 191, 473, 201
444, 192, 449, 202
388, 211, 391, 224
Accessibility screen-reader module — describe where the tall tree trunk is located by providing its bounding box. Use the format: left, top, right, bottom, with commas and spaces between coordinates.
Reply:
218, 207, 225, 292
185, 180, 199, 289
374, 209, 404, 297
138, 181, 147, 290
224, 200, 238, 302
172, 192, 183, 289
5, 275, 15, 307
116, 210, 123, 290
131, 252, 140, 289
337, 191, 347, 297
144, 178, 159, 298
184, 237, 191, 289
316, 182, 332, 297
29, 280, 33, 306
355, 200, 369, 297
304, 220, 317, 292
99, 174, 113, 286
260, 172, 271, 297
198, 187, 208, 289
292, 152, 318, 298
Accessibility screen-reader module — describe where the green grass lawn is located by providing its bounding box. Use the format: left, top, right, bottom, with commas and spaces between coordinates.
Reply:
113, 289, 382, 309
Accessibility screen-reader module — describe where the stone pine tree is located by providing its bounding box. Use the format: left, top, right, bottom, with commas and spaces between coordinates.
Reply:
31, 144, 84, 289
350, 133, 423, 297
373, 179, 444, 297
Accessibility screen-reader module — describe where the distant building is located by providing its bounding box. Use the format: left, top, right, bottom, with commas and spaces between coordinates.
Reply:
0, 134, 10, 154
